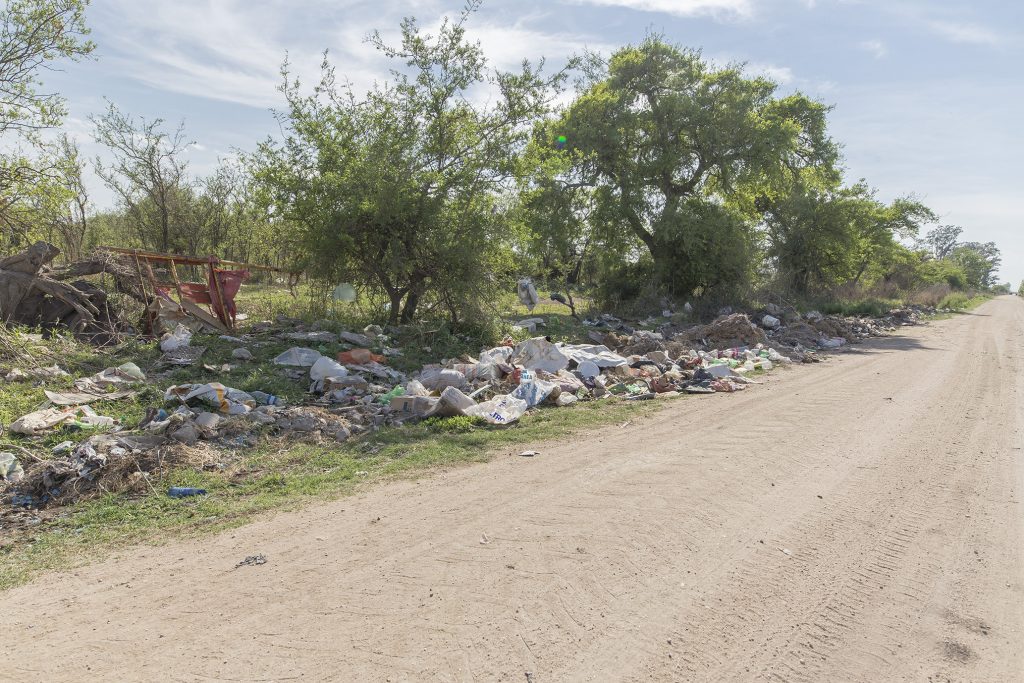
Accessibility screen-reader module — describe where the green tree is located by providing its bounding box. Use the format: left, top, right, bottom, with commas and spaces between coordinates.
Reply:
549, 37, 836, 297
91, 101, 192, 252
756, 174, 935, 295
920, 224, 962, 259
0, 0, 94, 247
952, 242, 1001, 289
251, 3, 569, 324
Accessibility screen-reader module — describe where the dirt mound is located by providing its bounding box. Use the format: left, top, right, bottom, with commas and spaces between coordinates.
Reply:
679, 314, 766, 349
775, 322, 822, 347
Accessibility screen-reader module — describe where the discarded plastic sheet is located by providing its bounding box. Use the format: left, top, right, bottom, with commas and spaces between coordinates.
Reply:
429, 386, 477, 418
479, 346, 514, 365
510, 379, 560, 408
465, 395, 529, 425
10, 406, 116, 435
165, 383, 256, 415
160, 323, 193, 352
517, 278, 539, 312
404, 379, 430, 397
511, 337, 569, 374
559, 344, 629, 368
310, 356, 349, 391
704, 364, 740, 379
273, 347, 322, 367
0, 452, 24, 482
4, 365, 69, 382
161, 346, 207, 366
284, 331, 338, 343
44, 388, 135, 407
419, 367, 468, 391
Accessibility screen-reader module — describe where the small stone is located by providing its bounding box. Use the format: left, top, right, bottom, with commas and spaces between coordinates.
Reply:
231, 347, 253, 360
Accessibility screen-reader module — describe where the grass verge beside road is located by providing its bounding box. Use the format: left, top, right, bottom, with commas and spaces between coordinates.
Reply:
0, 396, 666, 591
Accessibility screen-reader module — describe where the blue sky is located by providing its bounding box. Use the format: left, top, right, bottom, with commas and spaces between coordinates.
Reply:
47, 0, 1023, 284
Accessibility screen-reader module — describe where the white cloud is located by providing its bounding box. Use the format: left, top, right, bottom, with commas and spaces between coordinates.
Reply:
746, 62, 795, 84
858, 39, 887, 59
89, 0, 602, 109
927, 20, 1003, 46
568, 0, 754, 19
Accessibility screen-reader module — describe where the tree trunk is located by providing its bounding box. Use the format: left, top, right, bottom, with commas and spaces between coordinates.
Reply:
387, 290, 403, 326
400, 291, 419, 324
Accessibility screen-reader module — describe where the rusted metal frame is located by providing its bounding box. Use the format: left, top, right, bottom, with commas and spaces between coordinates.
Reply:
207, 259, 232, 330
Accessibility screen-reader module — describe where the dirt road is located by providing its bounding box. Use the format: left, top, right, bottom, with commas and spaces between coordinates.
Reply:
3, 298, 1023, 682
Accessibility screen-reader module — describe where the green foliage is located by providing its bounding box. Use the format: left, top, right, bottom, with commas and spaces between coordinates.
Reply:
250, 3, 570, 326
0, 0, 94, 250
420, 415, 486, 433
951, 242, 1001, 289
543, 36, 836, 299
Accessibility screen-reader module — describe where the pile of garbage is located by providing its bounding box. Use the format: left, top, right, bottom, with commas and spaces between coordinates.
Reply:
677, 304, 931, 357
1, 301, 927, 511
289, 333, 793, 426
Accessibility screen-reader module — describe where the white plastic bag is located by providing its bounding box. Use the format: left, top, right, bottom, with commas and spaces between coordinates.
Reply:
511, 337, 569, 373
465, 395, 529, 425
160, 324, 193, 352
310, 356, 349, 392
419, 367, 468, 391
511, 379, 560, 408
273, 347, 323, 367
517, 278, 539, 311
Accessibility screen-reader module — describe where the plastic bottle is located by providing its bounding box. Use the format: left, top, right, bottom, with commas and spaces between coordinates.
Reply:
250, 391, 284, 406
167, 487, 208, 498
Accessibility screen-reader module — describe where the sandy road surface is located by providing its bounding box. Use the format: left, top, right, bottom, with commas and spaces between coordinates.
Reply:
3, 298, 1024, 682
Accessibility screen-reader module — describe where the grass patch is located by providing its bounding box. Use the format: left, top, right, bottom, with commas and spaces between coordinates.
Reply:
0, 396, 668, 591
816, 298, 903, 318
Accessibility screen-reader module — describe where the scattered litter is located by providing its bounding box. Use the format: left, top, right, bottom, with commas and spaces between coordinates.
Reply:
284, 330, 337, 343
161, 345, 206, 366
4, 365, 69, 382
10, 406, 117, 435
0, 453, 24, 483
338, 348, 385, 365
159, 324, 193, 352
44, 388, 135, 407
168, 487, 208, 498
511, 337, 569, 374
165, 383, 256, 415
273, 347, 322, 366
519, 450, 539, 457
235, 554, 267, 568
517, 278, 539, 311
